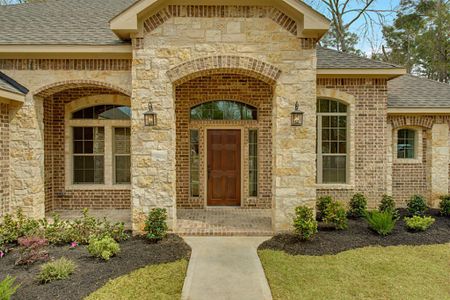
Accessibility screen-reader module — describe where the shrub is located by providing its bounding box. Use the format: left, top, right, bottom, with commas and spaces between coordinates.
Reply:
15, 237, 49, 266
379, 195, 400, 220
144, 208, 168, 242
316, 196, 333, 220
348, 193, 368, 218
293, 206, 318, 240
37, 258, 76, 284
0, 276, 20, 300
87, 236, 120, 261
407, 195, 428, 216
439, 195, 450, 217
323, 201, 348, 230
38, 214, 71, 245
366, 211, 396, 236
0, 209, 40, 245
404, 216, 435, 232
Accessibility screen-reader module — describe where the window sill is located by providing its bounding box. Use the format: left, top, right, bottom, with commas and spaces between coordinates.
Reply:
65, 184, 131, 191
316, 184, 355, 190
394, 158, 422, 164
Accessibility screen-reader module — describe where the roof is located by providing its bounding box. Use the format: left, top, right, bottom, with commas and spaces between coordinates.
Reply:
388, 75, 450, 108
0, 71, 28, 95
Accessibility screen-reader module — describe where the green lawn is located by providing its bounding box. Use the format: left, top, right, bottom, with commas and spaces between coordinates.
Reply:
85, 259, 188, 300
259, 244, 450, 300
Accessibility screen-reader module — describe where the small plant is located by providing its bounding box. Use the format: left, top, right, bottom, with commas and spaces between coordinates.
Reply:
316, 196, 333, 220
323, 201, 348, 230
0, 276, 20, 300
439, 195, 450, 217
38, 214, 71, 245
144, 208, 168, 242
87, 236, 120, 261
404, 216, 435, 232
379, 195, 400, 220
366, 211, 396, 236
15, 237, 49, 266
407, 195, 428, 216
0, 209, 40, 245
348, 193, 368, 218
37, 258, 76, 284
293, 206, 318, 240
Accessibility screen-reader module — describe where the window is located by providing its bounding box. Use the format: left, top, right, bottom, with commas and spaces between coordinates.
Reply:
73, 127, 105, 184
190, 101, 257, 121
114, 128, 131, 184
317, 99, 348, 184
249, 130, 258, 197
72, 105, 131, 120
397, 129, 416, 159
190, 130, 200, 197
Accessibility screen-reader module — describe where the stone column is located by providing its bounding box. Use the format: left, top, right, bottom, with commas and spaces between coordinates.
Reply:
429, 123, 449, 207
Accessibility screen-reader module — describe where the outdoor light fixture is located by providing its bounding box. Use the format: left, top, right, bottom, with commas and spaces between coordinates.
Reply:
291, 101, 304, 126
144, 103, 157, 127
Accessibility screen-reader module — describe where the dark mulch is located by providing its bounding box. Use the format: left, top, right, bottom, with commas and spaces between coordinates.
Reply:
0, 234, 191, 300
259, 209, 450, 256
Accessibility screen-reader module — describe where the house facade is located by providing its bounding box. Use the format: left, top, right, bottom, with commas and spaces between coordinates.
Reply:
0, 0, 449, 232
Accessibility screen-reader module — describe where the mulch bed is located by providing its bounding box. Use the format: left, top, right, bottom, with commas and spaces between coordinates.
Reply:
259, 209, 450, 256
0, 234, 191, 300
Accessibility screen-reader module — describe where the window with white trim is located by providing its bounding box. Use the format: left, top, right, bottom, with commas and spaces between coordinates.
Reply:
317, 99, 348, 184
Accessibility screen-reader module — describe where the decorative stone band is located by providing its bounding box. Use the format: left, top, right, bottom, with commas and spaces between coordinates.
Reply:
388, 115, 450, 129
0, 59, 131, 71
33, 80, 131, 98
167, 56, 282, 85
143, 5, 298, 36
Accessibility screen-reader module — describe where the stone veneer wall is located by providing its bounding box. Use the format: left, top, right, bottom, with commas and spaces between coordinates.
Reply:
175, 73, 273, 208
317, 78, 388, 208
0, 103, 9, 217
44, 87, 131, 212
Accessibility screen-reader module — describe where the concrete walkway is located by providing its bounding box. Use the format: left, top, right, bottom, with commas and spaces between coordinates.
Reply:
182, 237, 273, 300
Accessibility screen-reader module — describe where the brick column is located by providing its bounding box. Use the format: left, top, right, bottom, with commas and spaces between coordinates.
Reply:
430, 123, 449, 207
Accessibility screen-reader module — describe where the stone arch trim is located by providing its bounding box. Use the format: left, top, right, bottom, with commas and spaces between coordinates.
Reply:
167, 56, 282, 86
33, 80, 132, 98
317, 88, 356, 106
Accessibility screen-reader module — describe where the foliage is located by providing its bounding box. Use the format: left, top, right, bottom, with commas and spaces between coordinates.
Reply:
323, 201, 348, 230
87, 236, 120, 261
0, 276, 20, 300
0, 209, 40, 246
316, 196, 333, 220
15, 237, 49, 266
348, 193, 368, 218
37, 214, 71, 245
144, 208, 168, 242
37, 258, 76, 284
365, 211, 396, 236
404, 216, 435, 232
379, 195, 400, 220
407, 195, 428, 216
439, 195, 450, 216
293, 206, 318, 240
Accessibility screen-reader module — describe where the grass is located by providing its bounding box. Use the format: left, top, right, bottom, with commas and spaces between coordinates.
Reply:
259, 244, 450, 300
85, 259, 188, 300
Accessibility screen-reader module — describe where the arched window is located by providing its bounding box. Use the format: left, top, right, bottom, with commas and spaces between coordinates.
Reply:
72, 105, 131, 120
397, 129, 416, 159
190, 101, 257, 121
317, 99, 349, 184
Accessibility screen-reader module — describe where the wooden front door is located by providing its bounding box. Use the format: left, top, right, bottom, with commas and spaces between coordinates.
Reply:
207, 130, 241, 206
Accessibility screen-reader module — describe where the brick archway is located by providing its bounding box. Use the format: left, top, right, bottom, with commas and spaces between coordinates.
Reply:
167, 56, 282, 86
34, 80, 131, 98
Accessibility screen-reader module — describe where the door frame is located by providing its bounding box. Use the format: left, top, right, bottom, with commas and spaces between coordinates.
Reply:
203, 126, 244, 207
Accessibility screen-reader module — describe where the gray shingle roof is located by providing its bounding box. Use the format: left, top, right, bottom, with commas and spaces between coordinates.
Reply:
0, 71, 28, 95
388, 75, 450, 108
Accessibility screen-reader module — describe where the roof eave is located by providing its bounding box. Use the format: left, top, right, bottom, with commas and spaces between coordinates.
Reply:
388, 107, 450, 114
317, 68, 407, 79
0, 89, 25, 104
0, 45, 133, 59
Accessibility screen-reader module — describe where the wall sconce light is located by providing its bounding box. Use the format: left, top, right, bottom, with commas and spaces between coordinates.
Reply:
291, 101, 304, 126
144, 103, 157, 127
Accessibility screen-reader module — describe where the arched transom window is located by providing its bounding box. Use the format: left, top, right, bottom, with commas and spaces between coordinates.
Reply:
190, 100, 257, 121
72, 105, 131, 120
317, 99, 349, 184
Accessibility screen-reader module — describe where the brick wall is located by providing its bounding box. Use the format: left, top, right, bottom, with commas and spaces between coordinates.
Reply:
317, 78, 388, 207
44, 88, 131, 212
175, 73, 273, 208
0, 103, 9, 217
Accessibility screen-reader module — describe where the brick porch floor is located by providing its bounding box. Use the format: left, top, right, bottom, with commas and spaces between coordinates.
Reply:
176, 208, 273, 236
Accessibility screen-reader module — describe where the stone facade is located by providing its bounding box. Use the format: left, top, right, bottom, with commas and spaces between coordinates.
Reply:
0, 103, 9, 218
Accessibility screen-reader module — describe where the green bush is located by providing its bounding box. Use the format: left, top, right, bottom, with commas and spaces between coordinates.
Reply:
293, 206, 318, 240
38, 214, 71, 245
404, 216, 435, 232
37, 257, 76, 284
407, 195, 428, 216
0, 209, 40, 246
348, 193, 368, 218
439, 195, 450, 217
317, 196, 333, 220
144, 208, 168, 242
366, 211, 396, 236
0, 276, 20, 300
323, 201, 348, 230
87, 236, 120, 261
379, 195, 400, 220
